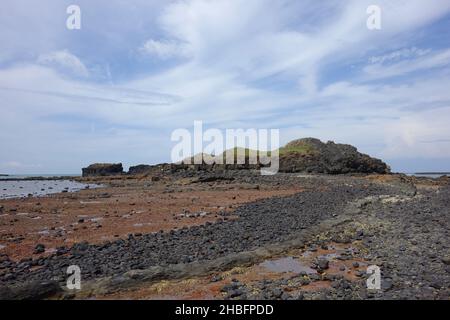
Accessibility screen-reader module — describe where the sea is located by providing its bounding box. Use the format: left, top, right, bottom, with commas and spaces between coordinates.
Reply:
0, 174, 100, 199
0, 174, 81, 180
405, 173, 450, 179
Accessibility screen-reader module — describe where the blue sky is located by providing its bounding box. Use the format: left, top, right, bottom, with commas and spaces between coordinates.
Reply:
1, 0, 450, 174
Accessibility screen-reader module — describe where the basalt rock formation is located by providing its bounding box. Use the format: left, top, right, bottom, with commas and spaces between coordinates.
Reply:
82, 163, 124, 177
128, 164, 153, 175
278, 138, 390, 174
124, 138, 390, 176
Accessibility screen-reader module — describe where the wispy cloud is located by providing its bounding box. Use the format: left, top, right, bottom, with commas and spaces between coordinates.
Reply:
368, 47, 432, 64
140, 39, 192, 59
37, 50, 89, 77
364, 48, 450, 79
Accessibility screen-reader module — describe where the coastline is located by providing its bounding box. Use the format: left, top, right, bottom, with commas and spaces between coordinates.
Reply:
0, 171, 449, 300
0, 174, 80, 181
0, 171, 447, 201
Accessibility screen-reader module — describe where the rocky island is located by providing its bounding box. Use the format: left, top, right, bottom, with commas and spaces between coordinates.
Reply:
82, 163, 124, 177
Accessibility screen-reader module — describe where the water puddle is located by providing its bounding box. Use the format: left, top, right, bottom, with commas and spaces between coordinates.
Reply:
321, 252, 340, 260
260, 257, 316, 274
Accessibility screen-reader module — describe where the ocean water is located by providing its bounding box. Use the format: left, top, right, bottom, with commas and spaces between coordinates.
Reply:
406, 173, 449, 179
0, 174, 80, 180
0, 180, 100, 199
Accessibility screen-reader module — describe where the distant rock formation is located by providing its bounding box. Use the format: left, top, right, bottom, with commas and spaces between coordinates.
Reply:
278, 138, 390, 174
82, 163, 124, 177
128, 164, 153, 175
123, 138, 390, 176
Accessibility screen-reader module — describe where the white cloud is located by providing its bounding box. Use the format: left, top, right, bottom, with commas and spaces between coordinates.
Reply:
140, 39, 192, 59
37, 50, 89, 77
0, 64, 180, 129
96, 0, 450, 165
369, 47, 432, 64
364, 49, 450, 79
382, 107, 450, 159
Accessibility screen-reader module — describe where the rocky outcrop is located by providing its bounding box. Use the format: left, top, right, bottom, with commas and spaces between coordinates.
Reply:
278, 138, 390, 174
82, 163, 124, 177
172, 138, 390, 174
0, 280, 62, 300
122, 138, 390, 176
127, 163, 179, 175
128, 164, 153, 175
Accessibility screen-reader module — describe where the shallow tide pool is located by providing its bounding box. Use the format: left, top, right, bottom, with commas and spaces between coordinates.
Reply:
0, 180, 101, 199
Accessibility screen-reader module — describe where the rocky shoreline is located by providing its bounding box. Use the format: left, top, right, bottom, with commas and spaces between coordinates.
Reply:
0, 171, 448, 300
0, 139, 447, 300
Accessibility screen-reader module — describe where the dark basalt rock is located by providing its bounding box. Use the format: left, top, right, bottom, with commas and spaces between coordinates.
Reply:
83, 138, 389, 177
33, 244, 45, 254
177, 138, 390, 174
0, 280, 62, 300
278, 138, 390, 174
82, 163, 123, 177
128, 164, 153, 175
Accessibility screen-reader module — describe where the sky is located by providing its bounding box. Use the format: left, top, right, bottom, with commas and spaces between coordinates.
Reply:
1, 0, 450, 174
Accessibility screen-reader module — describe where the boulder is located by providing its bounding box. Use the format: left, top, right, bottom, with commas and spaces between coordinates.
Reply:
33, 244, 45, 254
82, 163, 123, 177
